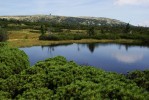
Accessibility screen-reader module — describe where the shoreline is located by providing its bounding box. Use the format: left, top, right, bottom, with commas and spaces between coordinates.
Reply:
8, 39, 143, 47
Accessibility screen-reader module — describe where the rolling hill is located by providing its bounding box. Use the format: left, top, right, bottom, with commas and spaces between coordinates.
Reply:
0, 15, 127, 26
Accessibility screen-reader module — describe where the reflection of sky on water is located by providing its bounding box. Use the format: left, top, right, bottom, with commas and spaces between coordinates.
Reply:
20, 43, 149, 74
113, 53, 144, 64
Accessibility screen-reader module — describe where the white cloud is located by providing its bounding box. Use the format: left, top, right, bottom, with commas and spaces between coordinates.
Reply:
114, 0, 149, 6
113, 53, 143, 63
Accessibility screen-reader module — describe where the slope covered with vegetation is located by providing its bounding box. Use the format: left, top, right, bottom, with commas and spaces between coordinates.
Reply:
0, 15, 149, 48
0, 15, 126, 26
0, 15, 149, 41
0, 44, 149, 99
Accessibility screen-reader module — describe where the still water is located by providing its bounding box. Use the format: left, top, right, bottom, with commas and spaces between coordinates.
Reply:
20, 43, 149, 73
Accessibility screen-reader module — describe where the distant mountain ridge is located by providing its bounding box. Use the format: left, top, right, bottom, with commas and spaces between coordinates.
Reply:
0, 15, 127, 26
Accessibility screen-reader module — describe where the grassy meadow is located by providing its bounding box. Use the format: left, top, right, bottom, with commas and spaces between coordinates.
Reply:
0, 18, 148, 47
7, 29, 142, 47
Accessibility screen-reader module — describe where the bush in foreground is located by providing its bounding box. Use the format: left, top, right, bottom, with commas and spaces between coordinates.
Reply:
0, 43, 29, 79
126, 70, 149, 91
0, 55, 149, 99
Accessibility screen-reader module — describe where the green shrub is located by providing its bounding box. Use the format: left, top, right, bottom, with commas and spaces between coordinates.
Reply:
1, 56, 148, 99
16, 88, 53, 100
50, 27, 63, 32
126, 70, 149, 91
39, 33, 86, 40
0, 28, 8, 42
0, 44, 30, 78
0, 91, 11, 100
0, 53, 149, 99
0, 64, 13, 79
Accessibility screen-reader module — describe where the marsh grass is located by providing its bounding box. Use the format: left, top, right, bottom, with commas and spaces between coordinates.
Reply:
7, 28, 143, 47
8, 29, 40, 39
8, 39, 141, 47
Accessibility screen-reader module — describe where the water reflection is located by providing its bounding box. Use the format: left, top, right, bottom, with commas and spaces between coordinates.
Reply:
87, 43, 96, 53
113, 53, 144, 63
20, 43, 149, 73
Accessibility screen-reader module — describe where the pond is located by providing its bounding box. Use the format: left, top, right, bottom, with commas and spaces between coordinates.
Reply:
20, 43, 149, 74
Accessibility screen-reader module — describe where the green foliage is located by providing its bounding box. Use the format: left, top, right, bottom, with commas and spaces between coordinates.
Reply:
120, 33, 149, 41
0, 28, 8, 42
50, 27, 63, 32
40, 25, 46, 35
1, 18, 149, 42
126, 70, 149, 91
1, 16, 149, 99
124, 23, 130, 34
0, 42, 8, 47
0, 43, 30, 79
100, 28, 104, 34
0, 91, 11, 99
39, 33, 88, 40
87, 27, 95, 36
16, 88, 53, 100
39, 29, 149, 41
0, 64, 13, 79
1, 56, 149, 99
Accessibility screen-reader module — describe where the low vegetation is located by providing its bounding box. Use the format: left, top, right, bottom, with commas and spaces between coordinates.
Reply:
0, 16, 149, 99
0, 44, 149, 99
39, 32, 149, 42
126, 70, 149, 91
0, 17, 149, 47
0, 28, 8, 42
39, 33, 88, 40
0, 43, 29, 79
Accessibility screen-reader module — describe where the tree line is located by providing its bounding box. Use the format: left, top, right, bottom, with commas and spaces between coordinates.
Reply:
0, 18, 149, 42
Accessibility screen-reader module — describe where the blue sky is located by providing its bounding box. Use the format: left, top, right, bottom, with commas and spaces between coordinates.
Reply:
0, 0, 149, 26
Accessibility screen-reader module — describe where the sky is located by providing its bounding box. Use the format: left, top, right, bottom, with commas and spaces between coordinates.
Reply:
0, 0, 149, 26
